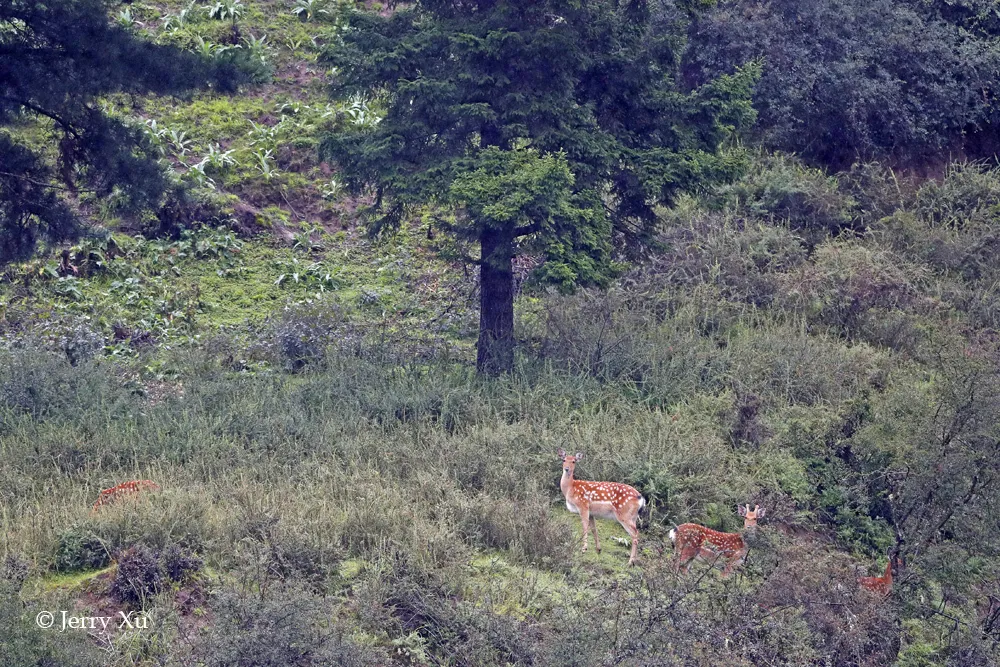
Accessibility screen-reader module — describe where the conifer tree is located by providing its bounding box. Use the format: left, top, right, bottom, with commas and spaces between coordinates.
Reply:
0, 0, 235, 263
323, 0, 758, 374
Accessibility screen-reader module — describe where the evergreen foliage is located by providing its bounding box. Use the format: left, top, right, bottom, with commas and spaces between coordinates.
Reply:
0, 0, 237, 264
322, 0, 758, 373
685, 0, 1000, 168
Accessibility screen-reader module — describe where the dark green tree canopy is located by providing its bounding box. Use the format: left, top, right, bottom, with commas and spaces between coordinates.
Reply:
323, 0, 757, 373
684, 0, 1000, 168
324, 0, 757, 271
0, 0, 236, 264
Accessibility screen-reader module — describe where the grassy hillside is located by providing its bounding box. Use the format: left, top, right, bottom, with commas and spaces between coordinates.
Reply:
3, 2, 1000, 666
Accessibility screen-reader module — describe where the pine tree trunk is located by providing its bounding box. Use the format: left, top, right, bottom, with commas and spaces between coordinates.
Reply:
477, 226, 515, 375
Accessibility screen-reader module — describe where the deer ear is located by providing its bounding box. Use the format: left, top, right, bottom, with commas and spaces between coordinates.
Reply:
574, 452, 583, 461
738, 504, 747, 516
557, 449, 566, 458
757, 507, 765, 518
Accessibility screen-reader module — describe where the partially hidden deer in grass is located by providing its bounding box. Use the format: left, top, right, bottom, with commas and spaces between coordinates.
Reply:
92, 480, 160, 512
557, 449, 646, 565
668, 504, 764, 577
858, 552, 901, 598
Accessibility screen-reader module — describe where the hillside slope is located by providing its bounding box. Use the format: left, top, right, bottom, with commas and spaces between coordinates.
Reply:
1, 2, 1000, 666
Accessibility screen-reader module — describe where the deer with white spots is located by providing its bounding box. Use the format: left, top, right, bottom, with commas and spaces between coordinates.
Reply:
668, 504, 764, 577
557, 449, 645, 565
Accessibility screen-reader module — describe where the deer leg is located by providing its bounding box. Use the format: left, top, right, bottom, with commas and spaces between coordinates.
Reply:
720, 548, 747, 578
590, 516, 601, 554
621, 519, 639, 566
579, 507, 591, 553
676, 546, 697, 573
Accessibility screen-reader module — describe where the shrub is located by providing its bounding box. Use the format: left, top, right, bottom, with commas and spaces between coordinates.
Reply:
54, 525, 111, 572
54, 317, 105, 366
264, 299, 348, 372
0, 571, 103, 667
716, 153, 858, 242
0, 348, 132, 423
654, 209, 808, 305
182, 583, 389, 666
109, 544, 164, 606
685, 0, 1000, 168
108, 542, 204, 607
779, 240, 924, 340
233, 508, 340, 592
355, 550, 539, 666
162, 543, 203, 584
455, 490, 573, 566
913, 162, 1000, 230
0, 554, 29, 590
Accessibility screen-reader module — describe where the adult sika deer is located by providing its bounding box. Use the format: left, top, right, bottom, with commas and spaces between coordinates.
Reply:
858, 553, 900, 598
557, 450, 645, 565
669, 504, 764, 577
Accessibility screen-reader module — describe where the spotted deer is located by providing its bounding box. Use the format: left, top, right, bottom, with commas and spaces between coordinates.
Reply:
557, 450, 646, 565
92, 480, 160, 512
858, 553, 900, 597
668, 504, 764, 577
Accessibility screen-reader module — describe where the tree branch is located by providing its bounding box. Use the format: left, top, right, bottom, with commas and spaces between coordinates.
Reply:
512, 222, 541, 237
2, 97, 83, 140
0, 171, 93, 193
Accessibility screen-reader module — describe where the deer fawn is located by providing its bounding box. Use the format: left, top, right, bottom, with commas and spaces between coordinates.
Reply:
668, 504, 764, 577
858, 553, 900, 597
92, 480, 160, 512
557, 450, 646, 565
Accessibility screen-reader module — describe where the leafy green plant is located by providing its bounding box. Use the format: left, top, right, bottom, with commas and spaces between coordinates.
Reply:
253, 148, 276, 181
242, 33, 270, 67
162, 2, 202, 33
321, 179, 344, 200
342, 93, 380, 128
291, 224, 326, 252
196, 143, 238, 175
273, 257, 341, 290
186, 160, 216, 189
116, 7, 138, 31
138, 119, 169, 156
206, 0, 245, 23
168, 128, 192, 157
292, 0, 329, 22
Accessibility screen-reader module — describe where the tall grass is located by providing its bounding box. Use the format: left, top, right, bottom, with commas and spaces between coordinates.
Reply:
5, 156, 1000, 664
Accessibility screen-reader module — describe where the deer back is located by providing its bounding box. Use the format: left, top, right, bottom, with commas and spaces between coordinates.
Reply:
674, 523, 745, 555
568, 480, 642, 510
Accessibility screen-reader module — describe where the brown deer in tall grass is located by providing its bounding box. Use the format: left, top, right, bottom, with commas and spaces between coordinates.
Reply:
557, 450, 646, 565
669, 504, 764, 577
92, 480, 160, 512
858, 553, 901, 598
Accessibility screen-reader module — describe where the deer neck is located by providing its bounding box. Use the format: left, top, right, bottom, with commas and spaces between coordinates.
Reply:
560, 468, 575, 498
884, 560, 893, 582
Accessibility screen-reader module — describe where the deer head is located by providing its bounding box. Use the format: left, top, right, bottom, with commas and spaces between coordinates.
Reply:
557, 449, 583, 475
738, 504, 765, 529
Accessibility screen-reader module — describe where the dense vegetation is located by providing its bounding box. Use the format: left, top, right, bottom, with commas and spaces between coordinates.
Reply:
0, 0, 242, 264
3, 1, 1000, 666
685, 0, 1000, 168
323, 0, 757, 373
